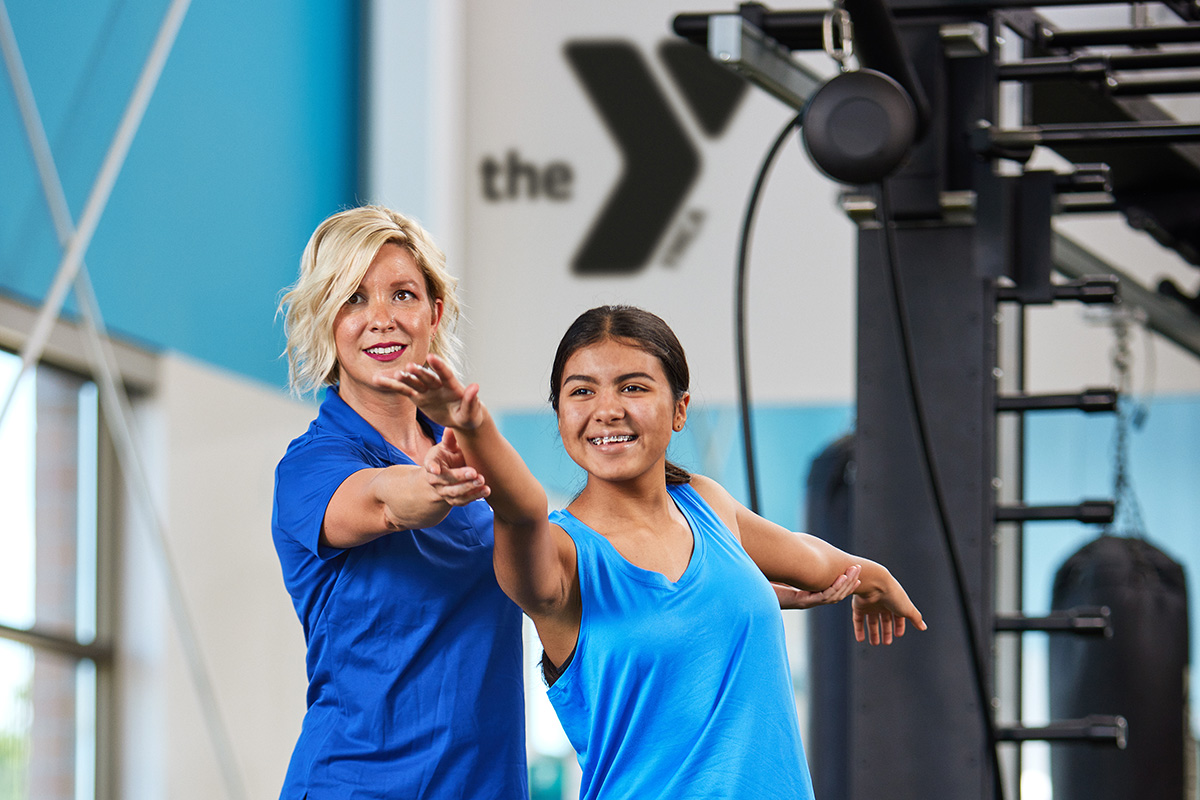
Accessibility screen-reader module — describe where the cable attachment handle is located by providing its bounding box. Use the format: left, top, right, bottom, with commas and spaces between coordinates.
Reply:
823, 6, 854, 71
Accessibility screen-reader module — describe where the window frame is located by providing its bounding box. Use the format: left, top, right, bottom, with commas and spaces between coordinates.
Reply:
0, 292, 158, 800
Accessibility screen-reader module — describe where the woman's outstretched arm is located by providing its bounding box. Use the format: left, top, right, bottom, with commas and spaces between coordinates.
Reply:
321, 464, 459, 548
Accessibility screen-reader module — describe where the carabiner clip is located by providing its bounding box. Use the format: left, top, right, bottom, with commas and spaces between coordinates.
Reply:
823, 7, 854, 71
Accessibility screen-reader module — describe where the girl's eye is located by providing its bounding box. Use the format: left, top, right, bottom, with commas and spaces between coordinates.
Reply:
569, 386, 593, 397
621, 384, 646, 393
346, 292, 365, 305
395, 290, 414, 301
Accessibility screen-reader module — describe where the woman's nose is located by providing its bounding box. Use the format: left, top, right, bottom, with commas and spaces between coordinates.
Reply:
368, 299, 395, 331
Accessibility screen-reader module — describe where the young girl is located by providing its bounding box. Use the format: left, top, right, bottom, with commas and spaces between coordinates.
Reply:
385, 305, 925, 800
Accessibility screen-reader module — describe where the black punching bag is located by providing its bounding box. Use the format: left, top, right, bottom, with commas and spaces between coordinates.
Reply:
805, 434, 855, 800
1049, 534, 1190, 800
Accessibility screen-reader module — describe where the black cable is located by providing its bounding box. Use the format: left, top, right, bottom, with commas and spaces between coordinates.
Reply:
735, 102, 1005, 800
876, 180, 1007, 800
735, 110, 804, 514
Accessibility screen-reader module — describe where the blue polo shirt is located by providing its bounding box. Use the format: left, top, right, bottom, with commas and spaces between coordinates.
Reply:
271, 387, 527, 800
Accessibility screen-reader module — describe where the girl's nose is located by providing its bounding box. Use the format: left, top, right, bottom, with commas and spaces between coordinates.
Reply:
592, 389, 625, 422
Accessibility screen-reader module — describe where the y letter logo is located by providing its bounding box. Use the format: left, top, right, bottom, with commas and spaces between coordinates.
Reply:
565, 40, 747, 275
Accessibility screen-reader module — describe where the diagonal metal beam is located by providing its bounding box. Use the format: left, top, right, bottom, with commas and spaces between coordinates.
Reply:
1053, 231, 1200, 360
0, 5, 249, 800
0, 0, 190, 427
706, 13, 822, 112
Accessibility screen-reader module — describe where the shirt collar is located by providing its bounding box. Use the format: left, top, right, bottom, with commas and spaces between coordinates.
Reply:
317, 386, 445, 461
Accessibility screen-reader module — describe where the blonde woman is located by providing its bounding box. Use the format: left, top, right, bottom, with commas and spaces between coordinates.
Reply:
271, 206, 526, 799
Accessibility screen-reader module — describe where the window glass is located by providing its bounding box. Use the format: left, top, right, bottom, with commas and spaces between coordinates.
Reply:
0, 354, 35, 632
0, 350, 101, 800
0, 638, 33, 799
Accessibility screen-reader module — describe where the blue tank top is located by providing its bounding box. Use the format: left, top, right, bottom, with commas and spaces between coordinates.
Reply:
547, 482, 815, 800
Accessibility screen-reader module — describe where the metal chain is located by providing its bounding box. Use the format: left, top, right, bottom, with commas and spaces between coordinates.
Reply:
1107, 311, 1148, 538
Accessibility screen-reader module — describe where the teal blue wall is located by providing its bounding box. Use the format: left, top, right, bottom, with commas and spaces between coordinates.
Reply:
0, 0, 360, 388
1022, 395, 1200, 614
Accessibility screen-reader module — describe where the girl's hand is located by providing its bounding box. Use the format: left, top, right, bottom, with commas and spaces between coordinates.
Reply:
851, 577, 927, 645
377, 354, 485, 431
424, 429, 490, 506
772, 564, 861, 610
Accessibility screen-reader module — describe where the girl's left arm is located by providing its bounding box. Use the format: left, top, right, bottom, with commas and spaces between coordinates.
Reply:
690, 475, 926, 644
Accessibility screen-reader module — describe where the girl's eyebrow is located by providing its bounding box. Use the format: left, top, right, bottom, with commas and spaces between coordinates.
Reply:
563, 372, 656, 385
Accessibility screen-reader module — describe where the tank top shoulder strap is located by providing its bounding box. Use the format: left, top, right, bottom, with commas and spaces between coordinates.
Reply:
548, 508, 602, 566
667, 482, 739, 548
549, 508, 589, 543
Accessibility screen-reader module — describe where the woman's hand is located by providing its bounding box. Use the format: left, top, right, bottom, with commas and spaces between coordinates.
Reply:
851, 576, 927, 645
377, 354, 485, 431
772, 564, 861, 610
424, 429, 490, 506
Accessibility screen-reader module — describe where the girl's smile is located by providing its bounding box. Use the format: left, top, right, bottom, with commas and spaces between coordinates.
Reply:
557, 338, 689, 484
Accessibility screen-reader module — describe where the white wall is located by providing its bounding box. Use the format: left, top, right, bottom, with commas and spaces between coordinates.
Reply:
457, 1, 858, 409
119, 353, 311, 800
1032, 216, 1200, 395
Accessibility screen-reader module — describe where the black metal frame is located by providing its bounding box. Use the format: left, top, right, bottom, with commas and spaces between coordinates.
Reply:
674, 3, 1200, 799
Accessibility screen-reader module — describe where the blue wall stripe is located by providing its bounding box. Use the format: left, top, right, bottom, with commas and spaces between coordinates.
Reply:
500, 396, 1200, 717
0, 0, 360, 388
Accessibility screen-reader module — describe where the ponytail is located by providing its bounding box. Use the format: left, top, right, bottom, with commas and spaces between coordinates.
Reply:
665, 460, 692, 485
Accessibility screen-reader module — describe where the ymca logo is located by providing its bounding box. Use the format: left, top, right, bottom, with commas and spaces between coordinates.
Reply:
565, 40, 747, 274
479, 40, 747, 275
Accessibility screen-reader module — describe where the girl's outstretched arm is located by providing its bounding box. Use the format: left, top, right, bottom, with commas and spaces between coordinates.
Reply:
377, 356, 575, 618
690, 474, 926, 645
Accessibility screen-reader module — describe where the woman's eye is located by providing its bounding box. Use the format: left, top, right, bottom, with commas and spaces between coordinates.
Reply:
569, 387, 593, 397
621, 384, 646, 393
395, 290, 414, 301
345, 292, 365, 305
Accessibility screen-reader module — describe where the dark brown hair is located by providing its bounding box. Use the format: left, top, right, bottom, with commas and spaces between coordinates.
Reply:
549, 305, 691, 484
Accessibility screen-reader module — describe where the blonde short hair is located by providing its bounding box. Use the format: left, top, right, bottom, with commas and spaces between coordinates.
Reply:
278, 206, 462, 396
